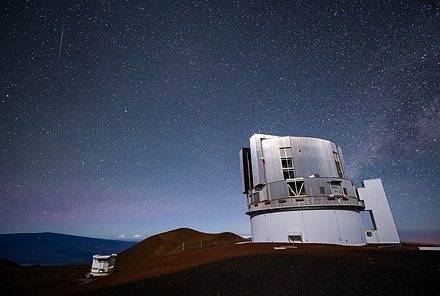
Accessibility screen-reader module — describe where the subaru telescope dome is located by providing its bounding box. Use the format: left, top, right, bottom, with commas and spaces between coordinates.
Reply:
240, 134, 400, 246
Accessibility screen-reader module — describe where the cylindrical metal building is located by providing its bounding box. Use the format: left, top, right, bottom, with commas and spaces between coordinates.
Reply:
240, 134, 367, 246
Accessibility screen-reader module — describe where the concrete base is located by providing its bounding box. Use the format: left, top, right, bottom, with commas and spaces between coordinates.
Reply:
251, 209, 366, 246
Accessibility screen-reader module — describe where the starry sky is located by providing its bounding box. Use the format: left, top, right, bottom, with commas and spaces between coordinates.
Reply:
1, 1, 439, 241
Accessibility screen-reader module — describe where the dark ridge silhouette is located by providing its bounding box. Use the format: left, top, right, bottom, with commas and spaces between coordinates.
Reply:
0, 258, 21, 268
0, 232, 135, 266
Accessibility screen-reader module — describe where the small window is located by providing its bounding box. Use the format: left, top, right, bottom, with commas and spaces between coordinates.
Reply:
279, 147, 292, 158
281, 158, 293, 169
330, 181, 343, 195
343, 187, 348, 195
280, 148, 295, 179
283, 169, 295, 180
319, 186, 326, 194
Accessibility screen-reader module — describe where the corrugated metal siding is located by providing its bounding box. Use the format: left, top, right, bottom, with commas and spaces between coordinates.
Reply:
261, 138, 284, 183
289, 137, 339, 178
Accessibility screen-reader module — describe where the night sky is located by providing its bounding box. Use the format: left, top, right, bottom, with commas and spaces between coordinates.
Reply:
1, 1, 439, 240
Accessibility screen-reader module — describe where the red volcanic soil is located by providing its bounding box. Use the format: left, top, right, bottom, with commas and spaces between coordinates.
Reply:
76, 242, 440, 296
83, 247, 440, 296
78, 241, 273, 292
2, 228, 440, 296
116, 227, 244, 271
73, 228, 259, 291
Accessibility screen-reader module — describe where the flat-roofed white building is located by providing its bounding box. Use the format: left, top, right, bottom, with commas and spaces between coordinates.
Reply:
240, 134, 399, 246
90, 254, 117, 276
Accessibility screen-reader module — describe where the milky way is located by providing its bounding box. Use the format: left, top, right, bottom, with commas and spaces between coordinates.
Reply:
0, 1, 439, 239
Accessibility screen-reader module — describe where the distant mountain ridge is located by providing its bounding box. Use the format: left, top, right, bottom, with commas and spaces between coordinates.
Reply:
399, 230, 440, 245
0, 232, 136, 266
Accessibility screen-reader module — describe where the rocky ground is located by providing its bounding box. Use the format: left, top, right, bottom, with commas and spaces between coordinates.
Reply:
82, 246, 440, 296
1, 228, 439, 295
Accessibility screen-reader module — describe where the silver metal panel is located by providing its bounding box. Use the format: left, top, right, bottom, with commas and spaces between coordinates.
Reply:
257, 136, 347, 182
250, 134, 278, 201
267, 179, 289, 200
358, 179, 400, 244
239, 148, 253, 194
249, 135, 262, 186
305, 177, 357, 197
277, 136, 291, 151
239, 149, 246, 194
249, 134, 273, 186
261, 138, 284, 183
289, 137, 339, 178
244, 134, 360, 214
337, 146, 347, 179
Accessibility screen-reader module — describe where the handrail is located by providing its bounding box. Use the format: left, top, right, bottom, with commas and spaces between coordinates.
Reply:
248, 195, 365, 212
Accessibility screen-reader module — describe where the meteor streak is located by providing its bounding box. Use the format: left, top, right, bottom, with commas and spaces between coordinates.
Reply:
58, 25, 64, 59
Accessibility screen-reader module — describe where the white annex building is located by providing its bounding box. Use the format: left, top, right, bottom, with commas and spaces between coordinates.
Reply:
90, 254, 117, 276
240, 134, 400, 246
